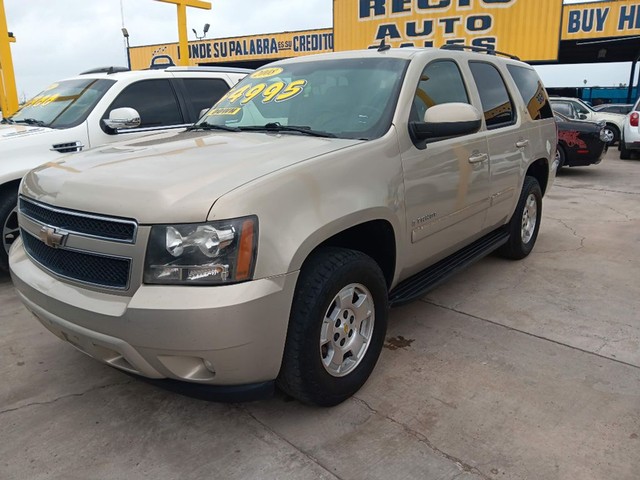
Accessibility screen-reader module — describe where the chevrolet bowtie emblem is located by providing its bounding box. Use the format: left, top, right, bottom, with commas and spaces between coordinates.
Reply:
38, 226, 68, 249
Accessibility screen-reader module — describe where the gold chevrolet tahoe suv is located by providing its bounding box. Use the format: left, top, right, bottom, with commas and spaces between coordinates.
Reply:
10, 47, 558, 406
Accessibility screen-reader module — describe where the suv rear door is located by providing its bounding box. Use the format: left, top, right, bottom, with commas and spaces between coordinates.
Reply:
468, 60, 528, 229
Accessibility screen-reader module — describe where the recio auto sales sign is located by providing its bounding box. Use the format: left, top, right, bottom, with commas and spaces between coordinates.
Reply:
334, 0, 564, 62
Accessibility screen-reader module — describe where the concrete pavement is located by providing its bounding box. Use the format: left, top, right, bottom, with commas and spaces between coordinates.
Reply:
1, 149, 639, 480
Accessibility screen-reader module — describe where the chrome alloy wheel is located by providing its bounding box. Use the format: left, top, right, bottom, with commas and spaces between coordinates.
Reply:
2, 205, 19, 255
601, 127, 614, 144
521, 193, 538, 244
320, 283, 375, 377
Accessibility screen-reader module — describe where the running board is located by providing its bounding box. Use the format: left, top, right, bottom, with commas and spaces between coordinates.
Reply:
389, 228, 509, 307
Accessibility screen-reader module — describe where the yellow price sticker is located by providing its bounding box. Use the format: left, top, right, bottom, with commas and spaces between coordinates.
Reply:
225, 79, 307, 105
24, 93, 61, 108
250, 67, 284, 79
208, 107, 242, 116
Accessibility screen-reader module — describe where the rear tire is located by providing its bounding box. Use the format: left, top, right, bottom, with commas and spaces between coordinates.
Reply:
604, 124, 619, 146
498, 176, 542, 260
0, 189, 19, 272
277, 247, 388, 406
620, 140, 632, 160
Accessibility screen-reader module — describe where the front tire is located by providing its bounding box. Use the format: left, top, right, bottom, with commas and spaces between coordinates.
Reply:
498, 176, 542, 260
0, 189, 19, 272
277, 247, 388, 406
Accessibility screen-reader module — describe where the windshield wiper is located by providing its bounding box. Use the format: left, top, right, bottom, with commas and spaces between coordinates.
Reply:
1, 118, 16, 124
186, 123, 241, 132
12, 118, 48, 127
240, 122, 336, 138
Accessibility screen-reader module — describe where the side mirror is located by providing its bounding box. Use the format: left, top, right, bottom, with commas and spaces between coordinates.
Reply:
410, 103, 482, 142
199, 108, 210, 119
103, 107, 141, 131
578, 113, 588, 120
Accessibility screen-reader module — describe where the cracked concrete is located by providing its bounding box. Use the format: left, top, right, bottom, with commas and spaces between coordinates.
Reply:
1, 150, 639, 479
0, 381, 131, 416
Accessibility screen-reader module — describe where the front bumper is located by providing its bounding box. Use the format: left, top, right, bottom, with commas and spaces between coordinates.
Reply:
10, 237, 299, 386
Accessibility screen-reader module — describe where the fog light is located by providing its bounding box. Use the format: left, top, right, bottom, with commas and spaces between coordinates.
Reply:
203, 359, 216, 374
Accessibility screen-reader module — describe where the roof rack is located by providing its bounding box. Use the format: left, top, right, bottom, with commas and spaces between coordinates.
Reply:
79, 66, 130, 75
163, 66, 254, 74
440, 44, 520, 61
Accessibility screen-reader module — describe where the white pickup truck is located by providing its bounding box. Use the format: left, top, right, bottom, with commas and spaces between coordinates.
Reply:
0, 66, 249, 271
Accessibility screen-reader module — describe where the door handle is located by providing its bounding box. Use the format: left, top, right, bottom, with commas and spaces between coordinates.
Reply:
468, 152, 488, 164
516, 140, 530, 148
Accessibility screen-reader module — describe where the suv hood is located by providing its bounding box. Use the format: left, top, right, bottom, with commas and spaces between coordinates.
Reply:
22, 130, 362, 223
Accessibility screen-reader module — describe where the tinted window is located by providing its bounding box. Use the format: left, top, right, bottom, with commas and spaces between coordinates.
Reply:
507, 65, 553, 120
411, 60, 469, 122
469, 62, 515, 129
552, 102, 574, 118
572, 100, 591, 114
105, 79, 183, 128
182, 78, 230, 118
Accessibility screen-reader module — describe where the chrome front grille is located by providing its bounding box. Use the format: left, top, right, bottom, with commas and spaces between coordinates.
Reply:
18, 197, 137, 290
19, 197, 137, 242
21, 230, 131, 289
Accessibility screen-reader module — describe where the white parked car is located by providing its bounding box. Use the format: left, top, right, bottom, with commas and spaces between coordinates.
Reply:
0, 66, 250, 271
593, 103, 633, 115
550, 96, 626, 145
620, 98, 640, 159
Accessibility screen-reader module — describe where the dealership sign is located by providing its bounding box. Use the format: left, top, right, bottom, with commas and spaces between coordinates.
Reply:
334, 0, 564, 62
562, 0, 640, 40
128, 0, 640, 70
129, 29, 333, 70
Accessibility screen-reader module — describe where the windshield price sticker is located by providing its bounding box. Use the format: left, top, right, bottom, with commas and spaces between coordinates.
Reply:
23, 94, 61, 108
207, 107, 242, 116
250, 67, 284, 79
221, 79, 307, 106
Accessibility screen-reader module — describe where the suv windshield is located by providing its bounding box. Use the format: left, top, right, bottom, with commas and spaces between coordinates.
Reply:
7, 79, 115, 129
196, 57, 409, 140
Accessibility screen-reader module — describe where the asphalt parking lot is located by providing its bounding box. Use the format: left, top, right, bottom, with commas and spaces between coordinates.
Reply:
1, 148, 639, 480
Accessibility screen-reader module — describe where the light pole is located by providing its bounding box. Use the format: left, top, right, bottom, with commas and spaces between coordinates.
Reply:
192, 23, 210, 40
155, 1, 212, 67
121, 27, 131, 70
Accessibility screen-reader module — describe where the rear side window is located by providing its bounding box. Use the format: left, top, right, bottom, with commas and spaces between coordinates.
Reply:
507, 65, 553, 120
181, 78, 230, 118
411, 60, 469, 122
552, 102, 574, 118
105, 79, 183, 128
469, 62, 515, 129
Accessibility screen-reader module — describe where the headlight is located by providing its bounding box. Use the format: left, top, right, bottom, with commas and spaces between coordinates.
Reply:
144, 216, 258, 285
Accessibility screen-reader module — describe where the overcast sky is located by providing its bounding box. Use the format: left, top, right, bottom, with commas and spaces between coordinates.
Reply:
4, 0, 635, 100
